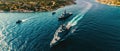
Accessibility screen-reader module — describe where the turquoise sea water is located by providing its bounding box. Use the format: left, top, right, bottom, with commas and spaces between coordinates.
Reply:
0, 0, 120, 51
0, 0, 87, 51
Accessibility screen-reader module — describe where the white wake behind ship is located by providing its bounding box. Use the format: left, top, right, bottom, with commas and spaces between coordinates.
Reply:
50, 1, 92, 48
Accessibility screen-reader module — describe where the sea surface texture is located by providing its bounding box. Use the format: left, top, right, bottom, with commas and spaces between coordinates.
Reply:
0, 0, 120, 51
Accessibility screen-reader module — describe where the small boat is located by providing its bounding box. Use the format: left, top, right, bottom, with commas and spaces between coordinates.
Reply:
52, 12, 56, 15
58, 10, 73, 20
16, 20, 22, 24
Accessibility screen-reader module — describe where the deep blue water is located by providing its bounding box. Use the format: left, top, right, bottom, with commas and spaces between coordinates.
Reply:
0, 0, 120, 51
50, 0, 120, 51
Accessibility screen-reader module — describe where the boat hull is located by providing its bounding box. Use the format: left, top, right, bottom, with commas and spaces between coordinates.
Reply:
58, 14, 73, 20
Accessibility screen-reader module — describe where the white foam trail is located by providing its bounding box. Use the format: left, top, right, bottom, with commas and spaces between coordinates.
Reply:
8, 17, 36, 34
8, 16, 37, 35
50, 1, 93, 47
66, 1, 92, 28
22, 17, 35, 22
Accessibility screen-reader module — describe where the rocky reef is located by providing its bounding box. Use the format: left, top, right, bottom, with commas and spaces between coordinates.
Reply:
96, 0, 120, 6
0, 0, 76, 12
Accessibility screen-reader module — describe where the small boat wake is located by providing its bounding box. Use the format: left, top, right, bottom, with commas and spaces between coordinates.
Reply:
21, 17, 35, 22
16, 16, 36, 24
0, 16, 37, 50
22, 17, 35, 22
50, 1, 92, 47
